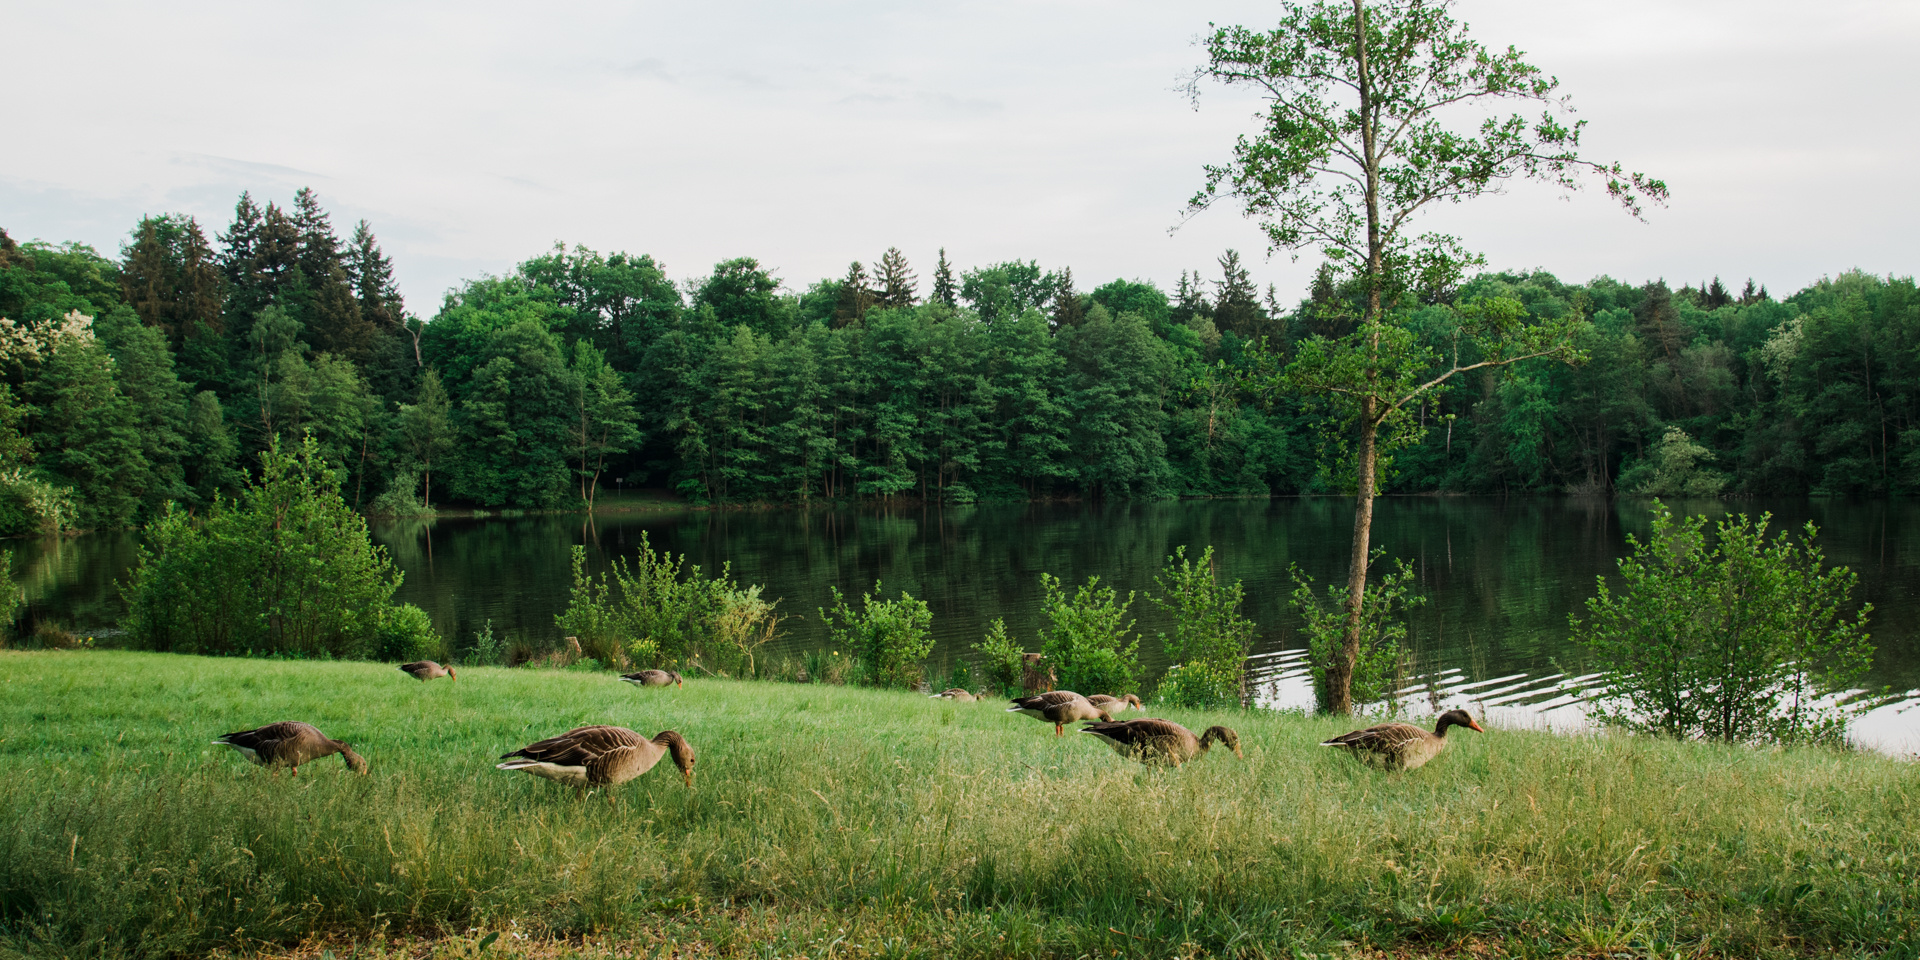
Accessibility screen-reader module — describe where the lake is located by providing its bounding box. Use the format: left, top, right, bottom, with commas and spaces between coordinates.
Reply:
13, 497, 1920, 754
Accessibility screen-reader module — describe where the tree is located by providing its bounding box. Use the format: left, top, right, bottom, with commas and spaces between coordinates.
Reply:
874, 247, 918, 309
565, 341, 642, 508
120, 214, 225, 347
395, 369, 455, 509
1151, 546, 1256, 707
930, 248, 957, 307
1186, 0, 1664, 714
1572, 502, 1873, 745
833, 261, 875, 328
121, 435, 411, 659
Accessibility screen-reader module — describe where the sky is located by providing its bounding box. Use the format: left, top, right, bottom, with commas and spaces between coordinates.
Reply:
5, 0, 1918, 315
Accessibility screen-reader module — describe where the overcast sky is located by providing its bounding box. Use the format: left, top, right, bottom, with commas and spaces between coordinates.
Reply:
5, 0, 1917, 315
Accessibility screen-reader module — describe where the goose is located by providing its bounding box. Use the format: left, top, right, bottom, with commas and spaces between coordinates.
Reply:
496, 725, 696, 799
619, 669, 683, 688
1320, 709, 1483, 771
213, 722, 368, 776
1086, 693, 1143, 715
399, 660, 456, 682
1080, 718, 1242, 767
931, 688, 985, 702
1008, 690, 1112, 736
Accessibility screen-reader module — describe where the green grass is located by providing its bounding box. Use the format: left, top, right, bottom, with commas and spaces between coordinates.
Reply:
1, 651, 1917, 959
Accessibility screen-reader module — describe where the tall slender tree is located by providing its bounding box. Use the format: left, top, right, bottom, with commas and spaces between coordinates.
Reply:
874, 247, 918, 309
931, 248, 957, 308
1187, 0, 1665, 714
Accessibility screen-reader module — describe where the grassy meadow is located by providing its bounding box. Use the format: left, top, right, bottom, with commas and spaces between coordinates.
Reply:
1, 650, 1917, 959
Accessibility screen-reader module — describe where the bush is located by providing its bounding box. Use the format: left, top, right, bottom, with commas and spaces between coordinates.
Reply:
1618, 427, 1726, 498
970, 617, 1025, 693
1150, 546, 1255, 708
820, 581, 935, 689
0, 550, 18, 643
555, 536, 780, 673
467, 618, 507, 665
376, 603, 442, 662
121, 436, 406, 659
1290, 552, 1422, 713
702, 585, 785, 678
1572, 501, 1874, 745
1038, 573, 1141, 695
0, 468, 76, 537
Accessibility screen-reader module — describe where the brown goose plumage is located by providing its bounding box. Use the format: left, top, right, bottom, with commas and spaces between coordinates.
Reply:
399, 660, 456, 682
1008, 690, 1112, 736
1321, 709, 1483, 770
213, 721, 368, 775
1086, 693, 1143, 715
1080, 718, 1242, 766
619, 669, 683, 688
496, 725, 696, 797
931, 688, 985, 702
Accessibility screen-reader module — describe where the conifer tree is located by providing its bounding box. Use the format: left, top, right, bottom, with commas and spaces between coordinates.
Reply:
121, 214, 225, 346
834, 261, 875, 328
1212, 249, 1263, 338
1051, 267, 1085, 328
874, 247, 918, 308
931, 248, 957, 307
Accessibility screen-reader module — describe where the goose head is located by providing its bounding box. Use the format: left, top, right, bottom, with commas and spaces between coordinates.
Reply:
1435, 710, 1484, 736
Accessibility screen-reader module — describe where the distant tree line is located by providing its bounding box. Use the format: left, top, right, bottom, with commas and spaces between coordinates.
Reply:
1, 191, 1917, 530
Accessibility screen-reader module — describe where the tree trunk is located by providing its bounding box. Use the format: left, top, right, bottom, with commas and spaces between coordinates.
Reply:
1333, 406, 1379, 716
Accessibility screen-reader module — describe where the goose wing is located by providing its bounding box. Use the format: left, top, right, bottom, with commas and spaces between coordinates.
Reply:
216, 720, 317, 751
1321, 722, 1429, 753
1009, 690, 1084, 710
501, 725, 645, 766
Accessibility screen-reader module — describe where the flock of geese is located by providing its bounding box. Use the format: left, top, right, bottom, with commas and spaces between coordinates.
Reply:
210, 659, 1487, 796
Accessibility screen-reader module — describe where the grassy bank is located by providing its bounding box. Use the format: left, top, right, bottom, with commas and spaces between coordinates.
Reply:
1, 651, 1916, 959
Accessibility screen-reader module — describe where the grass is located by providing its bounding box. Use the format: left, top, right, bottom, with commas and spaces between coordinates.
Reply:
1, 650, 1917, 959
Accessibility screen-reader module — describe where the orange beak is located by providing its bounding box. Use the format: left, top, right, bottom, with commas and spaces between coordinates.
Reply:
449, 666, 458, 682
1469, 720, 1484, 733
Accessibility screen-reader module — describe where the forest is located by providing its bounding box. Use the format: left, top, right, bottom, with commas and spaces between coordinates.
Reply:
2, 188, 1916, 533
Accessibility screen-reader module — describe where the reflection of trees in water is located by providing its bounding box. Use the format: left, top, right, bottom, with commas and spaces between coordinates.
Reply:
18, 500, 1920, 695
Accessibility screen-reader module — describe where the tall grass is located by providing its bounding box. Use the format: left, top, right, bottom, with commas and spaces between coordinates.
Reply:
1, 650, 1917, 958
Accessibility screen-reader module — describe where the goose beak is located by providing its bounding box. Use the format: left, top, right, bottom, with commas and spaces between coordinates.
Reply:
1469, 721, 1485, 733
449, 667, 458, 682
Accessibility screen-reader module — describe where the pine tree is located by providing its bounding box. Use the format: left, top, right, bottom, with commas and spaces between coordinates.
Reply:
1051, 267, 1085, 328
834, 261, 875, 328
931, 248, 957, 307
291, 187, 341, 281
874, 247, 918, 309
1705, 276, 1731, 310
121, 215, 225, 346
1213, 249, 1263, 338
1739, 278, 1761, 306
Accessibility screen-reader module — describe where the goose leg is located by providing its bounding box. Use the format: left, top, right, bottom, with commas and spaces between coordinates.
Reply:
1054, 722, 1064, 737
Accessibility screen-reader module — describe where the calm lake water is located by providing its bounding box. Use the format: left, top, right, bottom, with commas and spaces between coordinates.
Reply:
14, 497, 1920, 754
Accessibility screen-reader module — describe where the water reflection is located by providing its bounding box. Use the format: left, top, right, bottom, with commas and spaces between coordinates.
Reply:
8, 497, 1917, 755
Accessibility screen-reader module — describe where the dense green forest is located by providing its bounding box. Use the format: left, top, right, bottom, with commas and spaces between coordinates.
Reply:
1, 189, 1916, 532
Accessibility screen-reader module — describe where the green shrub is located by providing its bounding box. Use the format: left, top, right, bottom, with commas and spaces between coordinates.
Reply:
555, 536, 780, 672
1290, 551, 1422, 713
1573, 501, 1874, 745
820, 581, 935, 689
120, 436, 405, 659
970, 617, 1025, 693
1150, 546, 1255, 708
0, 550, 18, 643
0, 468, 76, 537
1038, 573, 1141, 695
701, 585, 785, 678
376, 603, 442, 662
466, 618, 507, 665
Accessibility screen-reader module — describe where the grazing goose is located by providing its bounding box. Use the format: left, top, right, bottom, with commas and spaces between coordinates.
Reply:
1321, 709, 1483, 771
496, 725, 696, 799
1086, 693, 1143, 715
1008, 690, 1112, 736
931, 688, 985, 702
619, 669, 683, 688
399, 660, 456, 682
1080, 718, 1242, 767
213, 722, 368, 776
